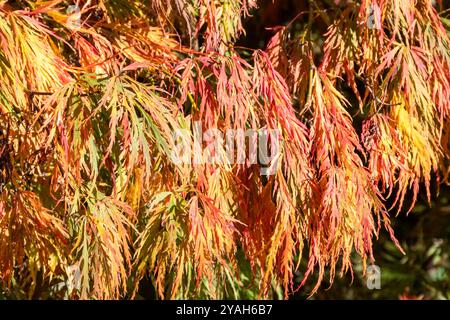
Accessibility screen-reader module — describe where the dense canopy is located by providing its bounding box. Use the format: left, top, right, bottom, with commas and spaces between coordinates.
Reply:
0, 0, 450, 299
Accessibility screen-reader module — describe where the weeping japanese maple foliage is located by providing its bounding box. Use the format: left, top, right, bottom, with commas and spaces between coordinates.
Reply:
0, 0, 449, 299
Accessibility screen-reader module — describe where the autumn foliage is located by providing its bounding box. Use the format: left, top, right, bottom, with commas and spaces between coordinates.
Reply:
1, 0, 450, 299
